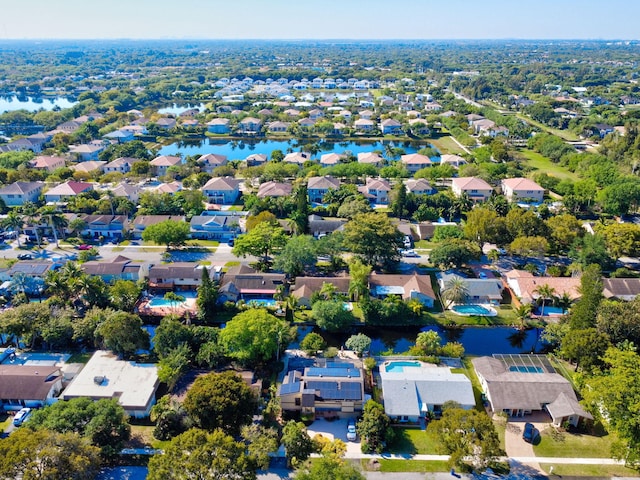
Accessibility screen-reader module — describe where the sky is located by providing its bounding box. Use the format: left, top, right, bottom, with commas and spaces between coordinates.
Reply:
1, 0, 638, 40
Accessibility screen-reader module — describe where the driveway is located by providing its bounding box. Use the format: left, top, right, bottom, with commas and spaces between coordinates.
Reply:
504, 412, 551, 475
306, 418, 361, 455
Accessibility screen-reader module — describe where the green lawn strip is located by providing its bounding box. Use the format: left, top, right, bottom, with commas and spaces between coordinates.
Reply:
0, 413, 12, 431
414, 239, 439, 250
533, 422, 615, 458
67, 352, 92, 364
386, 427, 442, 455
461, 356, 488, 412
515, 149, 579, 181
514, 113, 579, 141
375, 459, 450, 473
187, 239, 220, 247
430, 135, 466, 155
538, 463, 639, 477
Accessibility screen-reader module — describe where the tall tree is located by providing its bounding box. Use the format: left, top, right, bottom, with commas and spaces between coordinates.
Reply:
232, 221, 287, 268
357, 400, 393, 454
348, 259, 372, 301
569, 264, 603, 330
281, 420, 314, 468
96, 311, 150, 359
1, 209, 24, 247
141, 219, 191, 249
342, 212, 404, 268
273, 234, 317, 276
196, 267, 218, 324
290, 183, 310, 234
391, 180, 408, 219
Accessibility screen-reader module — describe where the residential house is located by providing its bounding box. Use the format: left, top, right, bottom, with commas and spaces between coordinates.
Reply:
237, 117, 262, 134
357, 152, 383, 167
148, 262, 212, 291
593, 123, 615, 138
268, 121, 290, 133
291, 275, 351, 307
103, 157, 139, 174
257, 181, 292, 198
354, 118, 375, 132
380, 118, 403, 135
380, 361, 474, 422
451, 177, 493, 202
278, 362, 365, 419
298, 118, 316, 131
197, 154, 228, 173
401, 153, 432, 173
103, 129, 134, 143
62, 350, 158, 418
44, 181, 93, 203
206, 118, 231, 134
111, 183, 141, 203
131, 215, 186, 239
284, 152, 311, 165
473, 355, 593, 427
424, 101, 442, 111
359, 110, 374, 120
505, 270, 581, 305
408, 118, 430, 135
201, 177, 242, 205
369, 272, 436, 307
405, 178, 434, 196
332, 122, 347, 135
308, 214, 346, 238
501, 178, 545, 203
69, 144, 105, 161
218, 265, 286, 303
155, 117, 177, 130
77, 214, 128, 239
80, 256, 146, 283
360, 177, 390, 204
189, 211, 245, 240
70, 161, 105, 175
437, 272, 504, 305
245, 153, 268, 166
0, 181, 44, 207
602, 278, 640, 301
5, 133, 50, 153
319, 153, 345, 167
307, 175, 340, 203
150, 155, 182, 176
30, 156, 66, 172
439, 154, 467, 169
0, 365, 63, 411
151, 181, 182, 194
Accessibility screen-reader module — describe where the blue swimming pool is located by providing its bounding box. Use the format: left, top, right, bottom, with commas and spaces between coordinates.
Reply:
245, 298, 277, 308
509, 365, 544, 374
384, 361, 422, 373
451, 304, 493, 316
147, 292, 195, 308
1, 351, 70, 365
533, 306, 566, 316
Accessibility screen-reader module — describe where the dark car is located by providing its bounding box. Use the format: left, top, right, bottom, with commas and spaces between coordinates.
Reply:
522, 422, 536, 443
227, 239, 235, 246
17, 253, 34, 260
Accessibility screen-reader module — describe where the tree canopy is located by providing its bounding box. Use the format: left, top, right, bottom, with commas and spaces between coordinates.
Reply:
342, 212, 403, 268
141, 219, 191, 248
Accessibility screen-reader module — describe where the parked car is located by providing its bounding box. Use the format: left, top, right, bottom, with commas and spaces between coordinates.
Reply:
76, 244, 92, 250
401, 249, 419, 258
13, 407, 31, 426
347, 420, 357, 441
522, 422, 535, 443
17, 253, 34, 260
227, 239, 235, 247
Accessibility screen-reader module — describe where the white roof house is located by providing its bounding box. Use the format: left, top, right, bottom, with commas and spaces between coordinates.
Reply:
62, 350, 159, 418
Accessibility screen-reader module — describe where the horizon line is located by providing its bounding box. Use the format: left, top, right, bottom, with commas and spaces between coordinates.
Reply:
0, 37, 637, 42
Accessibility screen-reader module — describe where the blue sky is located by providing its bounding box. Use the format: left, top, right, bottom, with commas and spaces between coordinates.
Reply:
1, 0, 638, 40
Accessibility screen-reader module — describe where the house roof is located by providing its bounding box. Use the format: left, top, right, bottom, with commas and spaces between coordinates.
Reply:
112, 183, 141, 198
31, 156, 66, 169
439, 154, 467, 167
220, 265, 285, 295
405, 178, 433, 192
502, 177, 544, 192
308, 215, 346, 235
319, 153, 344, 165
366, 178, 391, 191
381, 118, 402, 127
245, 153, 267, 164
198, 154, 228, 166
105, 157, 140, 168
70, 144, 104, 154
292, 276, 351, 300
284, 152, 311, 164
357, 152, 383, 164
45, 181, 93, 196
257, 181, 292, 198
546, 391, 593, 421
472, 355, 584, 413
505, 270, 581, 304
438, 272, 504, 300
62, 350, 158, 412
202, 176, 241, 191
150, 155, 181, 167
206, 118, 230, 126
602, 278, 640, 300
70, 161, 106, 173
0, 365, 61, 401
152, 182, 182, 194
8, 261, 54, 276
401, 153, 432, 165
0, 181, 43, 195
452, 177, 492, 191
133, 215, 186, 227
369, 272, 436, 301
308, 175, 340, 190
149, 262, 202, 280
81, 258, 140, 276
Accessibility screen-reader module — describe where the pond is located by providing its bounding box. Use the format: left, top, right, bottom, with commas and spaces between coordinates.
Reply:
0, 95, 77, 113
158, 103, 206, 115
157, 138, 436, 160
293, 325, 545, 356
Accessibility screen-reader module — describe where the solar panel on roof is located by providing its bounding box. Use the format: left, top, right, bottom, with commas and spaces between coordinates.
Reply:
306, 367, 361, 378
279, 381, 302, 395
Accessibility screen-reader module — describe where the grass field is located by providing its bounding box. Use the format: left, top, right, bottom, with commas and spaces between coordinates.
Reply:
533, 422, 616, 458
386, 427, 442, 455
515, 149, 579, 181
430, 135, 467, 155
514, 113, 580, 141
67, 352, 92, 363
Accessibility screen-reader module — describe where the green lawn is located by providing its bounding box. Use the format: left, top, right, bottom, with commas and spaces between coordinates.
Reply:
67, 352, 92, 364
386, 427, 442, 455
0, 413, 11, 431
539, 463, 639, 477
362, 459, 450, 473
187, 239, 219, 247
430, 135, 467, 155
533, 422, 616, 458
514, 113, 580, 141
515, 149, 579, 181
414, 239, 439, 250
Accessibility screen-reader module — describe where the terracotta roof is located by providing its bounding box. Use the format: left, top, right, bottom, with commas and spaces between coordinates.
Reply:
257, 181, 292, 198
308, 175, 340, 190
202, 176, 241, 191
451, 177, 492, 191
369, 272, 435, 300
150, 155, 182, 167
401, 153, 432, 165
45, 181, 93, 196
501, 177, 544, 192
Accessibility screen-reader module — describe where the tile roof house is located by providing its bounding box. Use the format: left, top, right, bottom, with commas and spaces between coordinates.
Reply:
44, 181, 93, 203
201, 177, 242, 205
472, 355, 593, 427
354, 118, 375, 132
278, 362, 365, 419
190, 212, 244, 240
501, 178, 545, 204
380, 118, 403, 135
151, 181, 182, 194
111, 183, 141, 203
257, 181, 292, 198
380, 361, 475, 422
206, 118, 231, 134
369, 272, 436, 307
150, 155, 182, 176
308, 214, 346, 238
307, 175, 340, 203
505, 270, 581, 305
451, 177, 493, 202
62, 350, 158, 418
197, 154, 228, 174
148, 262, 212, 291
360, 177, 391, 204
132, 215, 186, 239
284, 151, 312, 165
439, 154, 468, 169
77, 214, 128, 239
80, 256, 146, 282
69, 144, 105, 161
268, 121, 290, 133
401, 153, 432, 173
292, 275, 351, 307
218, 265, 286, 303
155, 117, 177, 130
237, 117, 262, 133
405, 178, 435, 196
602, 278, 640, 301
103, 157, 140, 174
103, 129, 134, 143
0, 365, 63, 410
437, 272, 504, 305
0, 181, 44, 206
70, 160, 106, 175
357, 152, 383, 167
30, 155, 66, 172
245, 153, 268, 166
319, 153, 345, 167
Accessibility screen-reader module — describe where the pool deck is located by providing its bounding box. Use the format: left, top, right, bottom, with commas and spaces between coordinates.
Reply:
137, 296, 198, 317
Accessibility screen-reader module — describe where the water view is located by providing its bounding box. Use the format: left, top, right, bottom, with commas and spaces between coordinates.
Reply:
158, 138, 433, 159
158, 103, 206, 115
0, 95, 77, 113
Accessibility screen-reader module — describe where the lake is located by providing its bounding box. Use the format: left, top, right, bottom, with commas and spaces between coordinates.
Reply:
158, 138, 434, 159
294, 325, 545, 356
0, 95, 77, 113
158, 103, 206, 115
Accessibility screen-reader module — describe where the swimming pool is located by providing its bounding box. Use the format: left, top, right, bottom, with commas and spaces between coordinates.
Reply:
533, 306, 566, 316
384, 361, 422, 373
1, 351, 70, 366
509, 365, 544, 374
451, 304, 496, 316
244, 298, 277, 308
147, 292, 195, 308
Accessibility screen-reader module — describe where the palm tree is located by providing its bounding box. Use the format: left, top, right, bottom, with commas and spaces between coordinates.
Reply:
487, 249, 500, 265
38, 206, 68, 248
21, 203, 42, 250
533, 284, 557, 317
442, 277, 470, 308
164, 291, 185, 314
1, 210, 24, 248
44, 270, 69, 299
554, 293, 573, 315
513, 304, 532, 330
68, 218, 88, 238
348, 260, 371, 302
9, 272, 37, 299
319, 282, 337, 301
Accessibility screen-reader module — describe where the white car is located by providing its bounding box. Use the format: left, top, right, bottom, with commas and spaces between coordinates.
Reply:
401, 249, 420, 258
13, 407, 31, 426
347, 420, 357, 441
